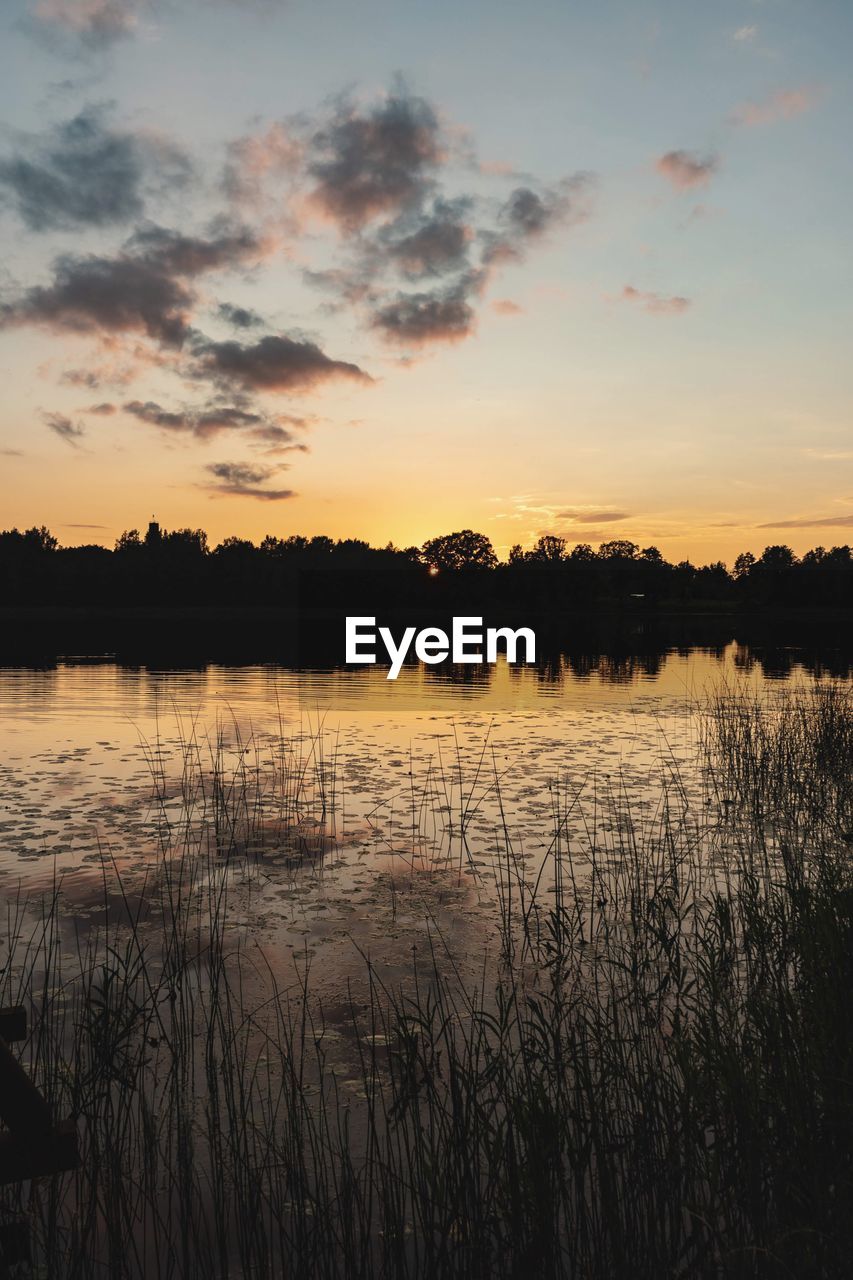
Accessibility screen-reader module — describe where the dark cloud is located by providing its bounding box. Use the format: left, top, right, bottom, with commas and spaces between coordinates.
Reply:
44, 410, 86, 445
123, 399, 188, 430
189, 332, 371, 392
3, 252, 194, 345
125, 222, 264, 276
482, 178, 589, 264
247, 423, 310, 453
235, 86, 591, 352
383, 198, 472, 280
216, 301, 266, 330
203, 460, 296, 501
371, 277, 478, 346
502, 186, 560, 238
86, 401, 117, 414
655, 150, 719, 190
0, 222, 266, 347
123, 396, 311, 445
0, 105, 192, 231
308, 170, 588, 348
308, 87, 443, 230
121, 396, 303, 442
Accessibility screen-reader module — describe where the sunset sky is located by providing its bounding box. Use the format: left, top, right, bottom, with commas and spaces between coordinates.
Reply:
0, 0, 851, 563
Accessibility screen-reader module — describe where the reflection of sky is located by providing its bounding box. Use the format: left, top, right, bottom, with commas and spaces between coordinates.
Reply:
1, 2, 852, 562
0, 645, 830, 890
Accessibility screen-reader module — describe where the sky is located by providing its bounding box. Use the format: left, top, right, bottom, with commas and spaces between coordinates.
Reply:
0, 0, 851, 563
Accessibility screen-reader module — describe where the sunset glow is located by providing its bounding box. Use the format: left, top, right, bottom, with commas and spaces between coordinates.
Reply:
1, 1, 851, 565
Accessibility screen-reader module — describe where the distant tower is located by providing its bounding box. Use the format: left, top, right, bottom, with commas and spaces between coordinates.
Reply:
146, 517, 161, 545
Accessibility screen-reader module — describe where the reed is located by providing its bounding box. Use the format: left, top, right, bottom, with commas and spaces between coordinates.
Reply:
1, 684, 852, 1278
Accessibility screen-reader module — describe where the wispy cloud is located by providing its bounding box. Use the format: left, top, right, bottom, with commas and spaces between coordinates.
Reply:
43, 409, 86, 445
730, 87, 819, 127
32, 0, 143, 50
757, 513, 853, 529
123, 396, 311, 444
202, 460, 296, 500
557, 508, 631, 523
620, 285, 690, 315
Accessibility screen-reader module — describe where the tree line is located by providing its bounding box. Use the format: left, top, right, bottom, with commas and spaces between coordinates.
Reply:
0, 524, 850, 610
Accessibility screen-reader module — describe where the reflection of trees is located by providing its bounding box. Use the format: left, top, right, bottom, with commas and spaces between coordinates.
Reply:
423, 663, 493, 691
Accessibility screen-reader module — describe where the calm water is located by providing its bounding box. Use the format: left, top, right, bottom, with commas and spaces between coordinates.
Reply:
0, 635, 848, 1051
0, 638, 838, 885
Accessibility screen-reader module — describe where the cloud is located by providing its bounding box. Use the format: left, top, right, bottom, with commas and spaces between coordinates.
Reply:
733, 25, 757, 42
491, 298, 523, 316
0, 221, 267, 347
86, 401, 117, 414
60, 368, 102, 388
4, 253, 194, 345
44, 409, 86, 445
216, 301, 266, 330
246, 85, 592, 351
757, 513, 853, 529
557, 508, 631, 523
124, 222, 266, 276
307, 85, 444, 231
224, 121, 303, 204
655, 149, 719, 190
382, 198, 473, 280
621, 285, 690, 315
203, 460, 296, 500
730, 87, 819, 127
0, 105, 192, 231
32, 0, 142, 49
246, 421, 312, 453
371, 275, 479, 346
123, 396, 310, 443
189, 332, 371, 392
482, 177, 590, 264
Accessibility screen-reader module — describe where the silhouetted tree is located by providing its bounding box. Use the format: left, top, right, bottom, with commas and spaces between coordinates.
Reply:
733, 551, 756, 579
598, 540, 639, 560
115, 530, 143, 552
421, 530, 497, 571
529, 534, 568, 562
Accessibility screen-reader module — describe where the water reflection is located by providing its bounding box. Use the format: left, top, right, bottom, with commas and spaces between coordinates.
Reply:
0, 629, 850, 895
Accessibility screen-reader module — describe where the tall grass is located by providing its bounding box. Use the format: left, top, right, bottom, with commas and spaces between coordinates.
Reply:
1, 685, 852, 1278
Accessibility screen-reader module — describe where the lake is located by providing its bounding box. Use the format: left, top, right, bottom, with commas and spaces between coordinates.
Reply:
1, 632, 846, 899
2, 630, 851, 1277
